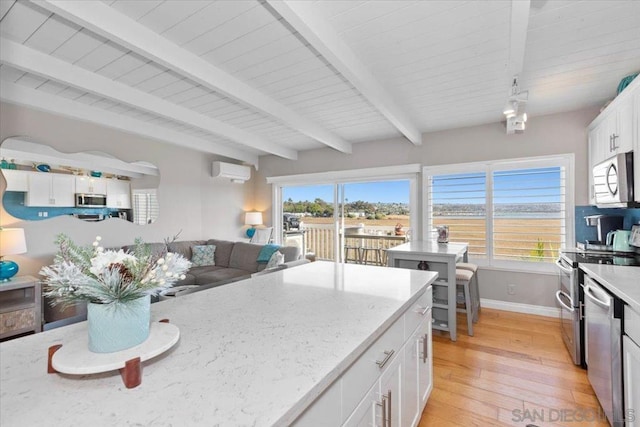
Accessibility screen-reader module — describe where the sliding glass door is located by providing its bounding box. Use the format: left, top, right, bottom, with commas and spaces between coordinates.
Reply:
276, 178, 413, 263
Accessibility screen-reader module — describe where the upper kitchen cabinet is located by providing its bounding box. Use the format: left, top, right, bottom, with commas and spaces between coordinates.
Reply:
106, 179, 131, 209
25, 172, 75, 207
75, 176, 107, 195
588, 80, 639, 204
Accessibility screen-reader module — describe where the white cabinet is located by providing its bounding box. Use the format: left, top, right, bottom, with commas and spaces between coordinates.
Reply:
624, 305, 640, 426
106, 179, 131, 209
403, 312, 433, 427
587, 83, 638, 204
591, 97, 634, 157
293, 286, 434, 427
623, 335, 640, 427
344, 354, 401, 427
0, 169, 29, 191
25, 172, 75, 207
75, 176, 106, 194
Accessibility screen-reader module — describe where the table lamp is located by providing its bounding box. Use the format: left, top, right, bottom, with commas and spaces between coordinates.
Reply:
245, 212, 263, 238
0, 227, 27, 282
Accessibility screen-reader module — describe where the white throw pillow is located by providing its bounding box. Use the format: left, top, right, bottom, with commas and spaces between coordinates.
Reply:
266, 251, 284, 269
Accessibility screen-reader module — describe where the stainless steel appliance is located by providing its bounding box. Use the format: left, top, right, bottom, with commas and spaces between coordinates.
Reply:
583, 214, 624, 250
593, 151, 637, 208
584, 275, 623, 426
75, 193, 107, 208
556, 251, 640, 368
555, 255, 583, 366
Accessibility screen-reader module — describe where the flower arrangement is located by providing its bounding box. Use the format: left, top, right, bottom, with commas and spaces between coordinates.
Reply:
41, 234, 191, 307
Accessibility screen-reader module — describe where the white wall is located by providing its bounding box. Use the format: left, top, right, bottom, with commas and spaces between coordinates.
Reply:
0, 102, 254, 277
254, 107, 600, 310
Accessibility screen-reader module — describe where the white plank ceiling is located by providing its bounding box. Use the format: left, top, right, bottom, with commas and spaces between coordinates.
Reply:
1, 0, 639, 166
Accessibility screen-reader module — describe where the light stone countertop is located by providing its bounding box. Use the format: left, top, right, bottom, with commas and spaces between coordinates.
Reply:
580, 264, 640, 312
0, 261, 436, 427
386, 240, 469, 257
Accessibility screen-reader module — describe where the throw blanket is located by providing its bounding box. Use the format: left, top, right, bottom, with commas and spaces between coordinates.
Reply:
257, 244, 281, 263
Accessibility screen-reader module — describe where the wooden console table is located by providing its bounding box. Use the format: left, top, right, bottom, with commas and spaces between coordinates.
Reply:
0, 275, 42, 340
386, 241, 468, 341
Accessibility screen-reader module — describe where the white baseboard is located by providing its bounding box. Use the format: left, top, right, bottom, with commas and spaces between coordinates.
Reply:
480, 298, 560, 318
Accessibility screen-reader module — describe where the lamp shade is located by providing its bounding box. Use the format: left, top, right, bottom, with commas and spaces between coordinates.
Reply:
0, 228, 27, 256
244, 212, 263, 226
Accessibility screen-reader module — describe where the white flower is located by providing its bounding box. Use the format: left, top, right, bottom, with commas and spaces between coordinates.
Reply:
89, 250, 137, 276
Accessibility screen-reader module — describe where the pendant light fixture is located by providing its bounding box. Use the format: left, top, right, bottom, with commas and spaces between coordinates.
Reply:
503, 75, 529, 134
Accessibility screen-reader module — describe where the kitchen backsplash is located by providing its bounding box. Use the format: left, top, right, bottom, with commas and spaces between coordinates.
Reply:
575, 206, 640, 243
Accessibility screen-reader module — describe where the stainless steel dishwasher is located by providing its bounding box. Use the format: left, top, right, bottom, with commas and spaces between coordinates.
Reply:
584, 274, 623, 427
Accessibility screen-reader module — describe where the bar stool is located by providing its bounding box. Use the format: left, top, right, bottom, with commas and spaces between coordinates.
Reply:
361, 239, 383, 266
456, 269, 475, 336
457, 262, 480, 323
344, 245, 362, 264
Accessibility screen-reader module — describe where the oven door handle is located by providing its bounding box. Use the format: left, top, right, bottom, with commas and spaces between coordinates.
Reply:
555, 258, 574, 274
555, 290, 574, 312
584, 283, 610, 310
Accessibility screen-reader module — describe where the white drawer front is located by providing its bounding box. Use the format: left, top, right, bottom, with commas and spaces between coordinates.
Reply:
404, 287, 432, 339
341, 315, 404, 423
625, 305, 640, 345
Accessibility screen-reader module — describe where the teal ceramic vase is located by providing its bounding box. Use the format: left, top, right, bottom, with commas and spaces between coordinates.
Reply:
87, 295, 151, 353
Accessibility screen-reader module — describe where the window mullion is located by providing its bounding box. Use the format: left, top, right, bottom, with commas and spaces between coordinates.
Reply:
486, 168, 494, 264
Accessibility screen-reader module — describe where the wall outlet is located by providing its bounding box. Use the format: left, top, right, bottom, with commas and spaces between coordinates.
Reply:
507, 284, 516, 295
42, 211, 48, 217
38, 211, 43, 217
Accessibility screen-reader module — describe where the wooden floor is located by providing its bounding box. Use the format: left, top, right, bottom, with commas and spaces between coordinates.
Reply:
418, 309, 609, 427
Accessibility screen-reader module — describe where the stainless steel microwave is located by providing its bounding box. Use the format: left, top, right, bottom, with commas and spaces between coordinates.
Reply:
593, 151, 637, 208
75, 193, 107, 208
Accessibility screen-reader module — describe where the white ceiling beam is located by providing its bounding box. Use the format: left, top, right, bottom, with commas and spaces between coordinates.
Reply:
0, 81, 260, 166
0, 38, 297, 160
265, 0, 423, 146
507, 0, 531, 79
0, 0, 17, 20
33, 0, 353, 154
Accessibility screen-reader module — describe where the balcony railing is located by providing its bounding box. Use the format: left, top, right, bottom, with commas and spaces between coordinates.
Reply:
296, 223, 408, 262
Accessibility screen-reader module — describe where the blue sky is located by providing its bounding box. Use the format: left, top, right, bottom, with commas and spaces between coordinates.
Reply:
431, 167, 562, 205
283, 180, 410, 204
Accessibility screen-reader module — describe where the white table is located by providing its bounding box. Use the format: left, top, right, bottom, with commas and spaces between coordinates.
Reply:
0, 261, 435, 426
386, 240, 469, 341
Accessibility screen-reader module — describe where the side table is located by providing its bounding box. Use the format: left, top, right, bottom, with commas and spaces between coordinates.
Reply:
0, 275, 42, 339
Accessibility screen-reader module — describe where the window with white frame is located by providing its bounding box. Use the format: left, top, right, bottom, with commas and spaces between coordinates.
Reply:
132, 189, 159, 225
424, 155, 574, 270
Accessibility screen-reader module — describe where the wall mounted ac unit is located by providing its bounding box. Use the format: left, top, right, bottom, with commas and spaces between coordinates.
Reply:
212, 161, 251, 183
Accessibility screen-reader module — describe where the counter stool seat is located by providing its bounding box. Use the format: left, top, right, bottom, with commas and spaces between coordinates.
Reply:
456, 269, 475, 336
456, 262, 480, 323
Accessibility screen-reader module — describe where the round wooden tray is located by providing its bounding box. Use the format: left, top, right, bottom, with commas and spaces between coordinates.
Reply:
52, 322, 180, 375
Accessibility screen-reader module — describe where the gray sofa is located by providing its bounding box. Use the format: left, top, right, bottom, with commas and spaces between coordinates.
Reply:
122, 239, 307, 294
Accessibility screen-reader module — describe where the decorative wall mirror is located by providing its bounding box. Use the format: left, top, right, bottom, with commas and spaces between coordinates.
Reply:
0, 137, 160, 224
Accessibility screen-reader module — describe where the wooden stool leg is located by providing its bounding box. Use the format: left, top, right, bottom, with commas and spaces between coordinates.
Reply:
464, 282, 474, 336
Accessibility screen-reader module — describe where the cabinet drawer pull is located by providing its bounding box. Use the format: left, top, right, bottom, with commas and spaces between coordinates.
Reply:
422, 333, 429, 363
416, 305, 429, 316
376, 390, 392, 427
375, 349, 395, 369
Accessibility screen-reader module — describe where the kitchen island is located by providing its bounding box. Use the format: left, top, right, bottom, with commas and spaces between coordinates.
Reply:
0, 261, 436, 426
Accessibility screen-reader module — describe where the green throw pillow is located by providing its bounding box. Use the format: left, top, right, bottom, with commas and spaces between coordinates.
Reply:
191, 245, 216, 267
